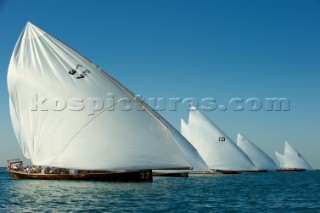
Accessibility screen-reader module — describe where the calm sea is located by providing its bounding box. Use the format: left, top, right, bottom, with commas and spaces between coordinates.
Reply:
0, 167, 319, 212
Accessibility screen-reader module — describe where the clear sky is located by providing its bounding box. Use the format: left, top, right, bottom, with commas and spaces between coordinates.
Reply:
0, 0, 319, 167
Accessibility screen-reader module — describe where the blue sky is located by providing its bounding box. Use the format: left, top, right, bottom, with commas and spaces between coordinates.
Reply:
0, 0, 319, 167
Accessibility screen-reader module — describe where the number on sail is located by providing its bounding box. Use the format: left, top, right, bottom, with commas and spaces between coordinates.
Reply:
69, 66, 91, 79
69, 69, 77, 75
82, 70, 91, 76
76, 74, 85, 79
219, 137, 225, 142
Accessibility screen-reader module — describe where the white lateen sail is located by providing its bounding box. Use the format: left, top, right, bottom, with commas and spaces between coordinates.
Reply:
182, 107, 257, 171
275, 151, 285, 168
153, 118, 209, 174
237, 133, 278, 171
275, 141, 312, 170
7, 22, 207, 171
283, 141, 312, 169
181, 119, 190, 141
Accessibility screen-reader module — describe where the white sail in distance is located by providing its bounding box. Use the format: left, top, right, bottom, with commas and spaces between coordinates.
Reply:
153, 118, 209, 173
283, 141, 312, 169
182, 107, 257, 171
275, 151, 285, 168
275, 141, 312, 170
237, 133, 278, 171
284, 141, 312, 170
180, 118, 209, 172
181, 119, 190, 141
7, 22, 207, 171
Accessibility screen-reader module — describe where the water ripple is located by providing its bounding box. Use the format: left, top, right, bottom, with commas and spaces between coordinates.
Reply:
0, 169, 320, 212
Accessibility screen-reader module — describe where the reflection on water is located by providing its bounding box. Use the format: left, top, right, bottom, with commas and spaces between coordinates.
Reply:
1, 168, 320, 212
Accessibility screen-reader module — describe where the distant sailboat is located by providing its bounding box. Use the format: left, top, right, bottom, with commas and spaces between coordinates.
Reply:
7, 22, 205, 181
181, 108, 257, 173
275, 141, 312, 171
237, 133, 278, 171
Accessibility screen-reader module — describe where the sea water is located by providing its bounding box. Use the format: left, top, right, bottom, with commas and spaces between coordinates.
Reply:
0, 167, 319, 212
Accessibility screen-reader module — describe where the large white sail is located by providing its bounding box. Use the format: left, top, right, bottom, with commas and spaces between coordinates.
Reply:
184, 108, 257, 171
237, 133, 278, 171
7, 22, 206, 171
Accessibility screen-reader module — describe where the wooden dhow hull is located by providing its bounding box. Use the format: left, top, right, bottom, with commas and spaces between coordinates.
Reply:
152, 172, 189, 177
276, 168, 306, 172
191, 170, 242, 175
242, 170, 268, 173
9, 169, 153, 182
